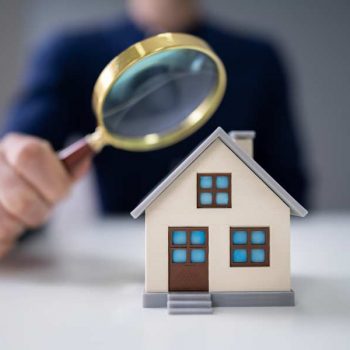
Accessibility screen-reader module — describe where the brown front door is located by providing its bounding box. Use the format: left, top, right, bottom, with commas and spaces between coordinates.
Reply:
168, 227, 208, 291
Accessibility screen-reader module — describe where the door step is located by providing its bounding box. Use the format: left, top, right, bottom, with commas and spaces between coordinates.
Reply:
167, 293, 213, 314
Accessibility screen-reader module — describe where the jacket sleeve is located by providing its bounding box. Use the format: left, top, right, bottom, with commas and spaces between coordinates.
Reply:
254, 45, 309, 206
2, 34, 80, 150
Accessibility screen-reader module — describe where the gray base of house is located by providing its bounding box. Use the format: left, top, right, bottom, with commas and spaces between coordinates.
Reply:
143, 290, 295, 308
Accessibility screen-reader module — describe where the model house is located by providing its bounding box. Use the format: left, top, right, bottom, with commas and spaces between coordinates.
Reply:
131, 127, 307, 314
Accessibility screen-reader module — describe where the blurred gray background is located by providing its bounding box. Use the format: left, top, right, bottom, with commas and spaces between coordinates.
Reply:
0, 0, 349, 211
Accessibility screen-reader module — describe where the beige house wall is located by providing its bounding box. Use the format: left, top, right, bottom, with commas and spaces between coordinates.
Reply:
145, 139, 291, 293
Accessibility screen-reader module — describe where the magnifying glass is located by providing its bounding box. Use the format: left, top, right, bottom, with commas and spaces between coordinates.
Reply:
58, 32, 226, 172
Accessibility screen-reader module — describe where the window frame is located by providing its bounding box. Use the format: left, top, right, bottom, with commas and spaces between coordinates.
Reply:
230, 227, 270, 267
168, 227, 208, 265
197, 173, 232, 208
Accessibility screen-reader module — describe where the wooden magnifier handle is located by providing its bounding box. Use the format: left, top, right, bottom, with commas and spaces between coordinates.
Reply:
58, 129, 105, 174
58, 138, 95, 174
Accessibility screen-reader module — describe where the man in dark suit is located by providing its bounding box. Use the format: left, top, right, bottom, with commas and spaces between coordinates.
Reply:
0, 0, 308, 258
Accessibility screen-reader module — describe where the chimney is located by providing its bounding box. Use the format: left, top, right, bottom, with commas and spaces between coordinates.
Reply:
229, 130, 256, 158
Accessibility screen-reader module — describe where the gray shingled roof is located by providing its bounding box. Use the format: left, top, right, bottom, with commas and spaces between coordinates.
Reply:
131, 127, 308, 218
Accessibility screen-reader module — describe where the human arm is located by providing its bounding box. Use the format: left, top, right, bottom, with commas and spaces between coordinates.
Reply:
0, 35, 91, 258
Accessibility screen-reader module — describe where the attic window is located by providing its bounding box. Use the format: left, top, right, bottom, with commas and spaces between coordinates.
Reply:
197, 173, 231, 208
230, 227, 270, 267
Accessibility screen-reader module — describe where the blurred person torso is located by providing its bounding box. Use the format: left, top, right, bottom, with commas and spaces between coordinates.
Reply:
3, 8, 308, 213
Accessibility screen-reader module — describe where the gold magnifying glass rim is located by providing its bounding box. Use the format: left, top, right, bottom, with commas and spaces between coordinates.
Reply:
90, 32, 227, 152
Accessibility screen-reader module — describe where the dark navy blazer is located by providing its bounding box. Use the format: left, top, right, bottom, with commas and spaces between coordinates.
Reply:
3, 17, 308, 213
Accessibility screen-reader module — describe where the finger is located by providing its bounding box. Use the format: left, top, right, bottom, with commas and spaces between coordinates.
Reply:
0, 236, 16, 248
0, 241, 15, 258
1, 133, 72, 204
0, 153, 51, 228
0, 202, 24, 241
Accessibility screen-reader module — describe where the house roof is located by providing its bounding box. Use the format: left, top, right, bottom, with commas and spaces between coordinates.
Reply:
130, 127, 308, 218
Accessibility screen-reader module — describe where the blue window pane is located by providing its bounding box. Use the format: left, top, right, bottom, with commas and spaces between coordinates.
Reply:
200, 192, 212, 205
232, 249, 247, 263
232, 231, 248, 244
251, 249, 265, 263
172, 249, 187, 263
216, 192, 229, 205
200, 176, 212, 189
191, 249, 206, 263
191, 230, 206, 245
172, 231, 187, 245
251, 231, 266, 244
216, 176, 229, 189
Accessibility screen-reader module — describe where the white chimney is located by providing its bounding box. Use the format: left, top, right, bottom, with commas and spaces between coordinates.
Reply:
229, 130, 256, 158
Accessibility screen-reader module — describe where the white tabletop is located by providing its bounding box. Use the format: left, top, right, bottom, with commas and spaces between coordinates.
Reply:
0, 211, 349, 350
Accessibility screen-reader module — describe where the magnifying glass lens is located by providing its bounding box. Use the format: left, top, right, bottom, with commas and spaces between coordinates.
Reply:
59, 34, 226, 172
102, 49, 218, 137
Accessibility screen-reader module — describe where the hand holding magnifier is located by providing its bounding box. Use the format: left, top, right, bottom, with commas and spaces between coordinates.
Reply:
58, 33, 226, 172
